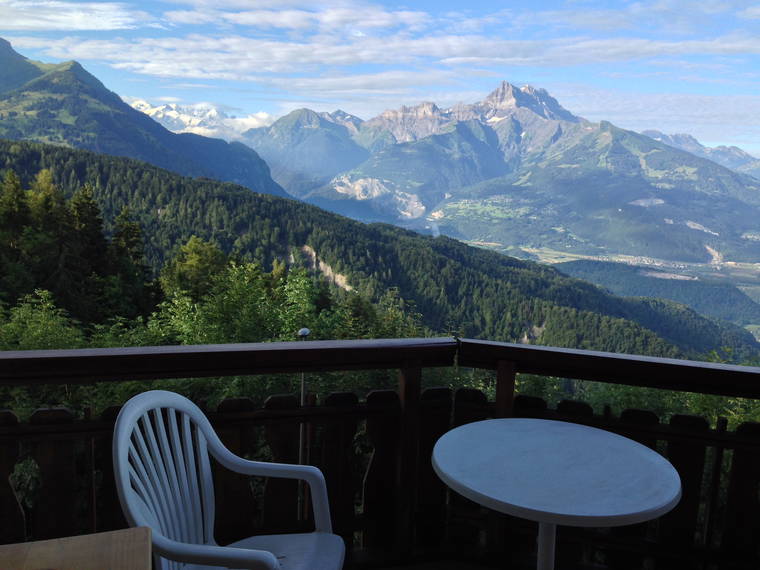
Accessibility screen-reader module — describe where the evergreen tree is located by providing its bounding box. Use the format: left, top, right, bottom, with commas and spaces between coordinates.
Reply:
160, 236, 228, 301
0, 170, 33, 302
106, 207, 153, 319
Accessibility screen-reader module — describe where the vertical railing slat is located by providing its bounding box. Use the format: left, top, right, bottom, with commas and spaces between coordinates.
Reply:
213, 398, 259, 545
495, 360, 517, 417
416, 387, 452, 550
95, 406, 126, 533
362, 390, 401, 554
262, 394, 300, 534
658, 414, 709, 568
320, 392, 359, 549
720, 421, 760, 568
0, 410, 24, 544
447, 389, 490, 556
29, 408, 82, 540
397, 365, 422, 555
605, 408, 660, 570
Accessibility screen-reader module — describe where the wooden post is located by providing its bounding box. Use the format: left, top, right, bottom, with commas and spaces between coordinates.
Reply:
397, 365, 422, 555
495, 360, 516, 417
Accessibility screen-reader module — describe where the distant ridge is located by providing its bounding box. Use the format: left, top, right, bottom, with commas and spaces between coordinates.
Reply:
641, 129, 760, 179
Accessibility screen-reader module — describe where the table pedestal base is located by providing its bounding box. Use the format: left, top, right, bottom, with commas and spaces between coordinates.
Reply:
537, 522, 556, 570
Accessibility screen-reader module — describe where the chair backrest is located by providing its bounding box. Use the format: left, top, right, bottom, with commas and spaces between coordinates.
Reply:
113, 390, 219, 568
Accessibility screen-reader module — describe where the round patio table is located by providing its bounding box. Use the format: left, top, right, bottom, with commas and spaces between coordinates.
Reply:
432, 418, 681, 570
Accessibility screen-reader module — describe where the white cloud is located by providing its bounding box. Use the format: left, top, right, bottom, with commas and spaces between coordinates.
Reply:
738, 5, 760, 18
225, 10, 315, 29
268, 69, 459, 95
511, 9, 636, 32
0, 0, 150, 31
10, 31, 760, 84
163, 3, 428, 32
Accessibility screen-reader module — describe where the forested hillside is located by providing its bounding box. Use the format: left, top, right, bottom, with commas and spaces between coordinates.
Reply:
1, 138, 757, 360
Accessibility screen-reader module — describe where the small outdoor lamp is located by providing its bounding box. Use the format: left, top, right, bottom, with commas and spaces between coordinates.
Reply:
297, 327, 311, 520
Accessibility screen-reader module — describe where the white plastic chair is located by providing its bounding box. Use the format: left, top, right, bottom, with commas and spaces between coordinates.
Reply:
112, 390, 345, 570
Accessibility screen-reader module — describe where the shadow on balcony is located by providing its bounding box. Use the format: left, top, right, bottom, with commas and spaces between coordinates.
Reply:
1, 337, 760, 569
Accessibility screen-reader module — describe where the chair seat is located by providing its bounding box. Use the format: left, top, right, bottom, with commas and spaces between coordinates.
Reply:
184, 532, 345, 570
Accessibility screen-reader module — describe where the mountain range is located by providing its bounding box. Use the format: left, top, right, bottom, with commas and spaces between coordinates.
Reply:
137, 97, 760, 183
236, 84, 760, 265
133, 77, 760, 266
0, 38, 287, 199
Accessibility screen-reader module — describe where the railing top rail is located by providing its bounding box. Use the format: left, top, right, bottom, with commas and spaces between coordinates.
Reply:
0, 337, 457, 386
458, 338, 760, 399
3, 336, 760, 399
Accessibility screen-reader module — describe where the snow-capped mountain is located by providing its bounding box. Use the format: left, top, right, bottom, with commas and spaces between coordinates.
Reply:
128, 99, 274, 141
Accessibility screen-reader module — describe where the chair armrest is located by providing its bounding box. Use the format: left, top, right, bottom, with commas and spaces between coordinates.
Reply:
153, 532, 279, 569
210, 444, 333, 532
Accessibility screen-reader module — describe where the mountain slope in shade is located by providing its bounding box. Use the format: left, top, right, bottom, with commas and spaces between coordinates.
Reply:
641, 130, 760, 178
0, 39, 287, 198
242, 108, 370, 197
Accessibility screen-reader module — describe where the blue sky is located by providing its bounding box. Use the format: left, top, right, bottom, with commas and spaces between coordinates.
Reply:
1, 0, 759, 153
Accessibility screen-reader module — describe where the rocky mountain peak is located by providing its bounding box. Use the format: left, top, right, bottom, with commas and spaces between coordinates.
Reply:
380, 101, 441, 120
483, 81, 519, 109
324, 109, 363, 133
478, 81, 578, 122
368, 101, 449, 142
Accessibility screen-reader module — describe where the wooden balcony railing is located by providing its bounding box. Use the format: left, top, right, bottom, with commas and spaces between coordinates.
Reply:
2, 337, 760, 569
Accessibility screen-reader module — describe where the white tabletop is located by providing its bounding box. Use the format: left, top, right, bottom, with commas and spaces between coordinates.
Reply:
432, 418, 681, 528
